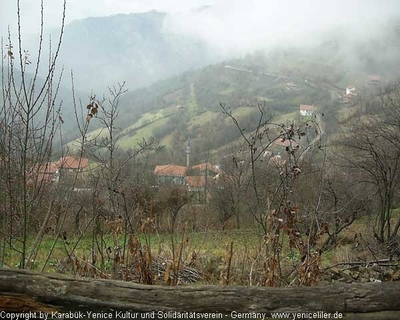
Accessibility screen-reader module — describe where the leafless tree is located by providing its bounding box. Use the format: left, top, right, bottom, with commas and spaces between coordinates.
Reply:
0, 0, 66, 269
219, 102, 324, 285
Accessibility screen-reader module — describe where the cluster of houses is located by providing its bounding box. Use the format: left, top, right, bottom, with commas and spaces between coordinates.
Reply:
290, 73, 383, 109
154, 162, 220, 191
153, 136, 302, 202
153, 139, 221, 201
341, 75, 382, 104
34, 151, 221, 198
154, 162, 223, 202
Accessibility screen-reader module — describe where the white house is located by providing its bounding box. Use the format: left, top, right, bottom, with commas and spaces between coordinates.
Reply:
345, 85, 357, 95
299, 104, 314, 116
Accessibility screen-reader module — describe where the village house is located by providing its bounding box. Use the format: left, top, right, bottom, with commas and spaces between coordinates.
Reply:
56, 156, 90, 187
299, 104, 314, 116
154, 164, 187, 185
345, 85, 357, 95
340, 85, 358, 104
56, 156, 89, 174
28, 155, 89, 187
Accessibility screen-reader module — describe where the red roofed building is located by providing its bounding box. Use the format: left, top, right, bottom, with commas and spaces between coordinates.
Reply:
154, 164, 187, 185
299, 104, 314, 116
56, 156, 89, 186
57, 156, 89, 172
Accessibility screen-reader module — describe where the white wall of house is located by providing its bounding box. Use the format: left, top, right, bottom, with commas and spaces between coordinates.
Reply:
346, 87, 356, 95
300, 109, 313, 116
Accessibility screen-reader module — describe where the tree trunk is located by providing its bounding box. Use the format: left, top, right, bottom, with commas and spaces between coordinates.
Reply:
0, 268, 400, 319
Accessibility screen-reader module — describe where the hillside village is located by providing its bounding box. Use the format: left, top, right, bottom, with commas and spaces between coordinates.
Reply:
36, 99, 318, 194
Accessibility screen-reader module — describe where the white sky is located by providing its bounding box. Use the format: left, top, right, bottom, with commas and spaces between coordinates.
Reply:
1, 0, 400, 54
0, 0, 219, 36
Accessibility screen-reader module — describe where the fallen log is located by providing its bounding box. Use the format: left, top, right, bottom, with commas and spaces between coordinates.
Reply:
0, 268, 399, 319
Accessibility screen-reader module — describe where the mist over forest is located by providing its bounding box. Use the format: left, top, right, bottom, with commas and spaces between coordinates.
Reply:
2, 0, 400, 93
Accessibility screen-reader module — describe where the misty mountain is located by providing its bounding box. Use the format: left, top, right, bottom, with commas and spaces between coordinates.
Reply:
65, 17, 400, 164
57, 11, 218, 93
18, 6, 400, 97
5, 8, 400, 163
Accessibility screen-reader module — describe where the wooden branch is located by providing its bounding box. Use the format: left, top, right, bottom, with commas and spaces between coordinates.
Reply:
0, 268, 400, 318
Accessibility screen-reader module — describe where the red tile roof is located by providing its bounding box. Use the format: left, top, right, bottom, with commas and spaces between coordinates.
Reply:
154, 165, 187, 177
299, 104, 314, 111
191, 162, 219, 173
57, 156, 89, 169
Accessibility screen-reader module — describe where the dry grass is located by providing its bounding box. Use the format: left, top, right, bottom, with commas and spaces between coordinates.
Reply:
1, 211, 396, 286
